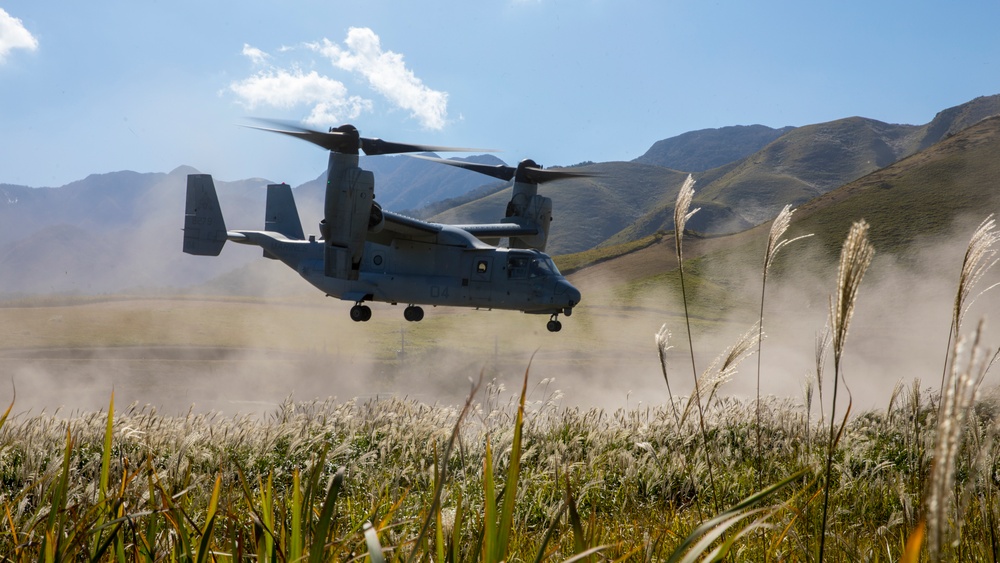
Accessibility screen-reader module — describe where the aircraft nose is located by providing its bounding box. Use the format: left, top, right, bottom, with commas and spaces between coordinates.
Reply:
555, 279, 582, 306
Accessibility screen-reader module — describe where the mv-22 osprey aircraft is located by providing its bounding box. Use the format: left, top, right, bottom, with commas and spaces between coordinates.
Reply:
183, 121, 584, 332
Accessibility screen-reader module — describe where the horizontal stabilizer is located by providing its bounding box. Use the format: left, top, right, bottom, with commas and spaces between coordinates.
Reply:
183, 174, 228, 256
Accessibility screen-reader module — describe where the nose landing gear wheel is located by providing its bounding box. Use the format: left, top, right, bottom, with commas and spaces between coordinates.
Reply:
546, 314, 562, 332
350, 304, 372, 322
403, 305, 424, 322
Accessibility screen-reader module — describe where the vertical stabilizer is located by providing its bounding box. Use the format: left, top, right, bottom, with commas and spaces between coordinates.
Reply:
183, 174, 228, 256
263, 183, 305, 259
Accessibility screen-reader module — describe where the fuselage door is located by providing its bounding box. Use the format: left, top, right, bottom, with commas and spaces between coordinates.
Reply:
470, 256, 492, 302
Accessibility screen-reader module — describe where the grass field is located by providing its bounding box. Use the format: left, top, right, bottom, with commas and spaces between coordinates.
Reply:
1, 211, 999, 560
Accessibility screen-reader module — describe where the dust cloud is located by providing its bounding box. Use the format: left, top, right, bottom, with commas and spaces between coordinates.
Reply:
1, 213, 998, 419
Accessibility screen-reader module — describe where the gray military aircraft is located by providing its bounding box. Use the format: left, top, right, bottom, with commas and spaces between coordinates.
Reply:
183, 121, 583, 332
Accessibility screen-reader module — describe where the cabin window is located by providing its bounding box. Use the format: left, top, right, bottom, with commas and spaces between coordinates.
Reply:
476, 260, 488, 274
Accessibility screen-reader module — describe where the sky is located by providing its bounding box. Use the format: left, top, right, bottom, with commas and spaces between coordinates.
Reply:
2, 1, 1000, 188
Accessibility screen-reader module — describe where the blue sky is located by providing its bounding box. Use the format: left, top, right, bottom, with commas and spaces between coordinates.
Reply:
2, 1, 999, 188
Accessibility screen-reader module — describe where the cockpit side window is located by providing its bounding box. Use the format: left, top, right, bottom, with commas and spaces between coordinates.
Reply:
508, 256, 529, 279
528, 258, 548, 278
508, 253, 559, 279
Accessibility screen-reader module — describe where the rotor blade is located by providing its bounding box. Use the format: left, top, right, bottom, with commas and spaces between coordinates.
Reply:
245, 118, 493, 155
410, 154, 597, 184
243, 123, 357, 153
360, 137, 494, 156
520, 167, 595, 184
408, 154, 516, 181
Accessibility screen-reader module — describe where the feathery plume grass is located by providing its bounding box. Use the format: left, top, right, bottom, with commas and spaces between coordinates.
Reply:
926, 319, 991, 559
814, 327, 832, 426
940, 214, 1000, 395
819, 219, 874, 562
655, 324, 681, 427
672, 173, 719, 514
755, 205, 812, 488
677, 324, 759, 428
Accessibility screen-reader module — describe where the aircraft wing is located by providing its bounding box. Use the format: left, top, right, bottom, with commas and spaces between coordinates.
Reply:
450, 223, 539, 238
381, 210, 443, 237
380, 211, 538, 240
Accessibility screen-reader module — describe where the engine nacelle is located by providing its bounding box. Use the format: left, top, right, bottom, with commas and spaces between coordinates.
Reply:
323, 153, 374, 280
504, 179, 552, 251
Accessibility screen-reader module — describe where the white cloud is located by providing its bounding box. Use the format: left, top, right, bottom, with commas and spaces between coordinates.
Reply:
230, 42, 372, 125
0, 9, 39, 63
241, 43, 269, 66
229, 28, 448, 130
229, 68, 373, 125
311, 28, 449, 130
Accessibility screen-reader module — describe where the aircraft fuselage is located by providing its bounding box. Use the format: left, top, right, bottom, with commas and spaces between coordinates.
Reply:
232, 226, 580, 315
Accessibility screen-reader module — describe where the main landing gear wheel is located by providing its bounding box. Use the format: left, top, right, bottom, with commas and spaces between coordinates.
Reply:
350, 304, 372, 322
403, 305, 424, 322
546, 314, 562, 333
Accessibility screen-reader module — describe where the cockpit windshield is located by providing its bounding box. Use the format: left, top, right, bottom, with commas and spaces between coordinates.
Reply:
507, 252, 561, 279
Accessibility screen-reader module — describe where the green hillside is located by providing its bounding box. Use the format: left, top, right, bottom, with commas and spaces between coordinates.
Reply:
786, 114, 1000, 256
696, 117, 920, 221
564, 115, 1000, 312
432, 95, 1000, 256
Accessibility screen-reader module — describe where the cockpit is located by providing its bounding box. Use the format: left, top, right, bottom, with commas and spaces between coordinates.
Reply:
506, 251, 561, 279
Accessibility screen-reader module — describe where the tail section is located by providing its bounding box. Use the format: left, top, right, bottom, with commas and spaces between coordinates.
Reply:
263, 183, 305, 259
265, 184, 305, 239
183, 174, 228, 256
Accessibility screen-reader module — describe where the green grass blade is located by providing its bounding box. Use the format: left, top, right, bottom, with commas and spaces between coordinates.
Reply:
566, 479, 587, 556
483, 437, 497, 563
0, 383, 14, 431
451, 487, 464, 563
195, 474, 222, 563
91, 391, 115, 559
666, 468, 808, 563
364, 521, 387, 563
532, 502, 568, 563
291, 469, 303, 562
435, 502, 446, 563
43, 427, 74, 558
259, 473, 274, 563
676, 509, 768, 563
308, 466, 345, 563
496, 364, 530, 560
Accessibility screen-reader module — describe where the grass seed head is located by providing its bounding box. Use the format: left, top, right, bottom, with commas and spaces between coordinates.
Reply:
830, 219, 875, 362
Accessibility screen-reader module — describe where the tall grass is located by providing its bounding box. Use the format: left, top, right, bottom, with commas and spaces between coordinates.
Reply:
1, 371, 999, 559
940, 214, 1000, 395
672, 174, 720, 515
819, 219, 875, 560
755, 205, 812, 490
0, 215, 999, 560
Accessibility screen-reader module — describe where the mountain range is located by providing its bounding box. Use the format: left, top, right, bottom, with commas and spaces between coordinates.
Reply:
2, 94, 1000, 296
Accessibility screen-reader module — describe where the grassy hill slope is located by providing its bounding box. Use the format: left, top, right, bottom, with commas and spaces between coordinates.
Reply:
564, 115, 1000, 311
